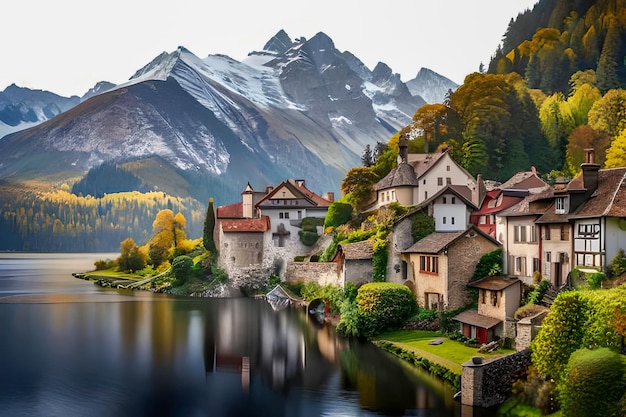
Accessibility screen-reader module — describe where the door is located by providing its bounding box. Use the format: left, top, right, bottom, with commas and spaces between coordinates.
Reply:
476, 327, 488, 344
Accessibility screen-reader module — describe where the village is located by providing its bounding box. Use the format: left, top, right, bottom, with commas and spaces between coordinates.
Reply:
214, 140, 626, 355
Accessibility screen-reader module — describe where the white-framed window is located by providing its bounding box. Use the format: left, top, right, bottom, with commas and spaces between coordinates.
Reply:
555, 197, 567, 214
479, 215, 487, 225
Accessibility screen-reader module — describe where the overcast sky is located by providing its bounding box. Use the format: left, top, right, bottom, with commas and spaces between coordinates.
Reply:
2, 0, 538, 98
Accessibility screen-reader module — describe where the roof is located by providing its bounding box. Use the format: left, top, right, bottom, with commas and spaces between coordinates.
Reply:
373, 162, 418, 191
498, 169, 548, 190
497, 185, 554, 218
340, 241, 374, 260
469, 276, 520, 291
430, 184, 477, 210
220, 216, 270, 233
403, 225, 500, 254
257, 179, 332, 208
453, 310, 502, 329
408, 152, 447, 178
216, 202, 243, 218
572, 168, 626, 218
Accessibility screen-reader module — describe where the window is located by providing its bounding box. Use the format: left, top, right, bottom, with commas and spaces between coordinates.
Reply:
446, 177, 452, 185
578, 223, 600, 237
419, 256, 439, 274
424, 191, 428, 200
479, 215, 487, 225
555, 197, 567, 214
442, 196, 447, 204
279, 212, 290, 219
437, 177, 443, 186
491, 291, 498, 306
423, 179, 426, 185
530, 226, 538, 243
443, 217, 447, 224
544, 226, 551, 240
451, 217, 455, 225
514, 225, 527, 242
446, 165, 450, 171
451, 197, 456, 204
560, 225, 569, 240
520, 226, 527, 242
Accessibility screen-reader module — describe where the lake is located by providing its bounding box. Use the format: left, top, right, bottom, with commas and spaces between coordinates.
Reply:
0, 253, 497, 417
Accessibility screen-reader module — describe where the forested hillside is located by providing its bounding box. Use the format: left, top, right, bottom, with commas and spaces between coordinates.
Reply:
0, 187, 204, 251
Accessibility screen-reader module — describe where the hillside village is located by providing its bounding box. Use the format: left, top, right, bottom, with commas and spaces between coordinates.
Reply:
215, 140, 626, 349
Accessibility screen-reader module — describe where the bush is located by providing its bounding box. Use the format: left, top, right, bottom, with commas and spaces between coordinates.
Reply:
324, 202, 353, 229
587, 271, 605, 289
356, 282, 418, 338
526, 279, 550, 305
558, 348, 626, 417
609, 248, 626, 278
514, 303, 546, 320
171, 255, 193, 284
298, 230, 319, 246
94, 258, 116, 270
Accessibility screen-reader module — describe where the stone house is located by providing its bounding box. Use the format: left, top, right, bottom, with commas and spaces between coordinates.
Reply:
216, 179, 334, 279
453, 276, 522, 344
401, 225, 501, 310
332, 240, 375, 287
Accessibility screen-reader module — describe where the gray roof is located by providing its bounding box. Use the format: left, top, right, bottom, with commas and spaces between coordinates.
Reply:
403, 230, 466, 254
373, 162, 418, 191
340, 241, 374, 260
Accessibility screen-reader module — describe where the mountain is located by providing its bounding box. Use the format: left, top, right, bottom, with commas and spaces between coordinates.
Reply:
0, 84, 80, 139
406, 68, 459, 103
0, 30, 430, 207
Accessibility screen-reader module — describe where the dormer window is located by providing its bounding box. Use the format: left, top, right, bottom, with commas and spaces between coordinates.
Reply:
555, 196, 568, 214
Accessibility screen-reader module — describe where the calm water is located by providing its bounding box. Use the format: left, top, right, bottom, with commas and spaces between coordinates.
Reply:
0, 253, 495, 417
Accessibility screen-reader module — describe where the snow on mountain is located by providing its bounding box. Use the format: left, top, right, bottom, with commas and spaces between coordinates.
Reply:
406, 67, 459, 103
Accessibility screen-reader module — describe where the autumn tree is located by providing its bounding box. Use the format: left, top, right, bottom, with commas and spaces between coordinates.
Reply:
605, 128, 626, 168
588, 89, 626, 138
411, 103, 447, 153
149, 209, 187, 264
341, 167, 379, 212
565, 126, 610, 173
118, 237, 146, 272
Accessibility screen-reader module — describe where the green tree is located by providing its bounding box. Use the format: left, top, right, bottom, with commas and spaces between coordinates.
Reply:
531, 291, 589, 380
171, 255, 193, 284
324, 201, 353, 229
558, 348, 626, 417
596, 21, 622, 93
361, 144, 374, 167
203, 197, 217, 258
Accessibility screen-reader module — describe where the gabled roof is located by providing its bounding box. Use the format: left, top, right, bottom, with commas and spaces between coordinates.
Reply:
469, 275, 520, 291
431, 184, 478, 210
256, 179, 332, 208
220, 216, 270, 233
339, 241, 374, 260
497, 185, 554, 218
407, 152, 447, 178
402, 225, 499, 254
498, 169, 548, 190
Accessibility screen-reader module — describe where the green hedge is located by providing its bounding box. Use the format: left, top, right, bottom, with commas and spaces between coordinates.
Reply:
356, 282, 418, 337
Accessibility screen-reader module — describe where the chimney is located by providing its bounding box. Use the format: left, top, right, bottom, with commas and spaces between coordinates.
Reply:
581, 148, 600, 194
265, 186, 274, 194
324, 192, 334, 203
295, 179, 305, 187
398, 135, 408, 163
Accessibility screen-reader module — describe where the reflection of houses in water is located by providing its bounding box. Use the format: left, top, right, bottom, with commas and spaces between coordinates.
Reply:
202, 299, 306, 392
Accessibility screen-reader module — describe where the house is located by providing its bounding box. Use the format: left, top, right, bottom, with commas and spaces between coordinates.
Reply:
216, 179, 334, 279
388, 182, 487, 292
401, 225, 501, 310
372, 137, 478, 209
453, 275, 522, 344
470, 168, 548, 240
332, 240, 374, 286
496, 187, 554, 285
536, 150, 626, 277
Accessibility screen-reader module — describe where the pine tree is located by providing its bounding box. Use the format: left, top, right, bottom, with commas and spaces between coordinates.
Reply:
203, 197, 218, 258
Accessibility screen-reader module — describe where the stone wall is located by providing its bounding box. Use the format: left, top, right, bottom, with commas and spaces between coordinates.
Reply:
515, 310, 548, 351
461, 350, 532, 408
284, 261, 340, 286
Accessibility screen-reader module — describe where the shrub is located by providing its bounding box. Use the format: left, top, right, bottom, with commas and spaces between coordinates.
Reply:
587, 271, 605, 289
171, 255, 193, 284
324, 202, 353, 229
531, 291, 589, 380
356, 282, 418, 338
514, 303, 546, 320
609, 248, 626, 278
94, 258, 116, 270
298, 230, 319, 246
510, 366, 557, 415
526, 279, 550, 304
558, 348, 626, 417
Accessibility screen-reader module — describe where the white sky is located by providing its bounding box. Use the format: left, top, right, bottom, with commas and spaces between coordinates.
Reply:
1, 0, 538, 98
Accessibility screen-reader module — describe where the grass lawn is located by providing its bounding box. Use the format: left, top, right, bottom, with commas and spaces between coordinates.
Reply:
376, 329, 516, 374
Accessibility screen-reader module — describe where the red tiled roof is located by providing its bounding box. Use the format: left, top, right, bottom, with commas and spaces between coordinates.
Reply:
220, 216, 270, 233
216, 202, 243, 218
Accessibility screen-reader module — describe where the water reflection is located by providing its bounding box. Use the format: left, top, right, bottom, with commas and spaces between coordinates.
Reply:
0, 254, 498, 416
